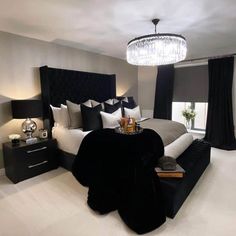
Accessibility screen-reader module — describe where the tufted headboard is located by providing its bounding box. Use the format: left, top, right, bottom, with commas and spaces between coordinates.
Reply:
39, 66, 116, 136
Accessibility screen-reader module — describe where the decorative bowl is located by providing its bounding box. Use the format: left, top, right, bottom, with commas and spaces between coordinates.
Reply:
8, 134, 21, 145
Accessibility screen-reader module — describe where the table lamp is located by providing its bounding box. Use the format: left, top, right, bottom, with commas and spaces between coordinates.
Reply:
11, 100, 42, 140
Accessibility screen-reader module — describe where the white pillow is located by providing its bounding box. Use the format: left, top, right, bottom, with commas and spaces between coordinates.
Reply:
165, 133, 193, 159
50, 105, 62, 127
121, 97, 129, 103
112, 108, 122, 117
91, 99, 104, 109
100, 108, 122, 128
124, 106, 141, 121
66, 100, 83, 129
60, 104, 70, 128
105, 99, 113, 105
104, 98, 120, 105
113, 98, 120, 104
83, 99, 92, 107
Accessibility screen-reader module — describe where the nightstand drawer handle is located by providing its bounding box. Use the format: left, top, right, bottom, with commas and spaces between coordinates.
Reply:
28, 160, 48, 168
27, 146, 47, 153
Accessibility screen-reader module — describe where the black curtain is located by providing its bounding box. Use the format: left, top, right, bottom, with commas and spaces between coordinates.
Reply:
154, 64, 174, 120
204, 57, 236, 150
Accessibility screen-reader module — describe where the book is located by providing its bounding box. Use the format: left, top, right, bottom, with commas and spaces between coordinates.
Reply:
155, 164, 185, 178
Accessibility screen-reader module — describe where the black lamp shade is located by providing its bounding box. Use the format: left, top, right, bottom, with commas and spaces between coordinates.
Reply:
11, 100, 42, 119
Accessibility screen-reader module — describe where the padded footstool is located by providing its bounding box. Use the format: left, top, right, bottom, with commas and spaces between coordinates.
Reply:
160, 139, 211, 218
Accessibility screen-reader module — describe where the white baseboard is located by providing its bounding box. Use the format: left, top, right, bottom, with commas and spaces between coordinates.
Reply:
0, 168, 5, 176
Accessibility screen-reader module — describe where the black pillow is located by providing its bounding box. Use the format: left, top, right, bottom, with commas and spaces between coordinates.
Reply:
121, 96, 136, 109
117, 97, 136, 107
122, 101, 136, 109
81, 104, 103, 131
104, 101, 121, 113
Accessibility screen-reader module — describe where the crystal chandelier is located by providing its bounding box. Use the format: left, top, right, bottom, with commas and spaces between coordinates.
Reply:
127, 19, 187, 66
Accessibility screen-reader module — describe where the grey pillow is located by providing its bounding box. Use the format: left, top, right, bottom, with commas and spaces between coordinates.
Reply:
66, 100, 83, 129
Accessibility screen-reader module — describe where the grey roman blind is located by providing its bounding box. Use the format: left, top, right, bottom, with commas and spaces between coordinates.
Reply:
173, 65, 209, 102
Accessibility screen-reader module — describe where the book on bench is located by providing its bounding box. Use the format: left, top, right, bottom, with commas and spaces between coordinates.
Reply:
155, 164, 185, 178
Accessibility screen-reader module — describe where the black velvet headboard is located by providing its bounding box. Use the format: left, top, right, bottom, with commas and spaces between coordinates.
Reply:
40, 66, 116, 136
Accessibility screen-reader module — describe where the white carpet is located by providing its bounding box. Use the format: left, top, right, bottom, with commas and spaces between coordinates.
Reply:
0, 148, 235, 236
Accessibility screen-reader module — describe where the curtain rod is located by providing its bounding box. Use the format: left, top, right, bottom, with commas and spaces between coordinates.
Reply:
182, 53, 236, 63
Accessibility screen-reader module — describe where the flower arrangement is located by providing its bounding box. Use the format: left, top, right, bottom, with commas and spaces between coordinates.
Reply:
182, 107, 196, 122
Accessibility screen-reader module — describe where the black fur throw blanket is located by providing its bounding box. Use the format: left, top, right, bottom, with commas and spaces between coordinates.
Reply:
72, 128, 166, 234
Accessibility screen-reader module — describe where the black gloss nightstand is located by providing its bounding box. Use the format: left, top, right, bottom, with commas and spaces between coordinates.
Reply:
2, 139, 59, 183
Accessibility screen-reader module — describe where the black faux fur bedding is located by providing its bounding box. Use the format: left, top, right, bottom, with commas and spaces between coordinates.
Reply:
72, 128, 166, 234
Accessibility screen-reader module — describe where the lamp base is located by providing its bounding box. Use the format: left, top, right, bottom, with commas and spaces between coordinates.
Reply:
22, 118, 37, 140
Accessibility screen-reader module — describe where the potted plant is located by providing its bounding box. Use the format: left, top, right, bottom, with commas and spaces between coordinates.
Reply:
182, 107, 196, 130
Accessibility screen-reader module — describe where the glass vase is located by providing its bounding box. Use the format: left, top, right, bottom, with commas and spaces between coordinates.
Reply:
186, 119, 191, 130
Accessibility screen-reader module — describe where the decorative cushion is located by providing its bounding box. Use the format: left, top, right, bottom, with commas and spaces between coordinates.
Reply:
113, 98, 120, 104
83, 99, 92, 108
91, 99, 100, 107
91, 99, 104, 109
104, 101, 121, 113
124, 106, 141, 121
50, 105, 61, 127
122, 100, 136, 109
100, 108, 122, 128
165, 133, 193, 159
81, 104, 103, 131
105, 99, 113, 105
158, 156, 177, 171
117, 96, 129, 103
60, 104, 70, 128
104, 98, 120, 105
66, 100, 83, 129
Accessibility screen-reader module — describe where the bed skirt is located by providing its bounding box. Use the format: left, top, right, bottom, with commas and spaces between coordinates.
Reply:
58, 150, 75, 171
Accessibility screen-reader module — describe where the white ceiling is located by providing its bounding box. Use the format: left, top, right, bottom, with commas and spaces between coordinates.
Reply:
0, 0, 236, 60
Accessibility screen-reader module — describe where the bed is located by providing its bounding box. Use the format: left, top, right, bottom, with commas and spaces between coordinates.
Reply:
40, 65, 189, 169
40, 65, 211, 219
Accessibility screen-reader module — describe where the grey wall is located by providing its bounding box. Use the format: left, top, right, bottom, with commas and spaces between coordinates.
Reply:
0, 31, 138, 169
138, 66, 157, 111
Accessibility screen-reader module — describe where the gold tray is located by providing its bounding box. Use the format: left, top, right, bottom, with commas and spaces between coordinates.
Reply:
114, 127, 143, 135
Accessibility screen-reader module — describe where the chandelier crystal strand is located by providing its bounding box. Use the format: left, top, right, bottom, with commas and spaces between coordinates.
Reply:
126, 19, 187, 66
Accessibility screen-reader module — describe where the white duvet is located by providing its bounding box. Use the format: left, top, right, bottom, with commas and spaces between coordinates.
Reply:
52, 126, 90, 155
52, 126, 193, 158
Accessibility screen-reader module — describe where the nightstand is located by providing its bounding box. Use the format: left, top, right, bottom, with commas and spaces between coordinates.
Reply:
2, 139, 59, 183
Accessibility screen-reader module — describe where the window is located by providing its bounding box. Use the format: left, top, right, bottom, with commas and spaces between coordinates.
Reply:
172, 102, 208, 131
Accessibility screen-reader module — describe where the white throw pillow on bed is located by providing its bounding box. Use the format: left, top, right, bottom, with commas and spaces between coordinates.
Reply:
91, 99, 104, 109
100, 108, 122, 128
66, 100, 83, 129
104, 98, 120, 105
50, 104, 70, 128
124, 106, 142, 121
50, 105, 62, 127
82, 99, 92, 107
165, 133, 193, 159
105, 99, 113, 105
60, 104, 70, 128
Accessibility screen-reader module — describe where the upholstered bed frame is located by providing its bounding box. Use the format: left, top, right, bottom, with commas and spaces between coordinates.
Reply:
40, 65, 116, 169
39, 65, 211, 219
40, 66, 116, 133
